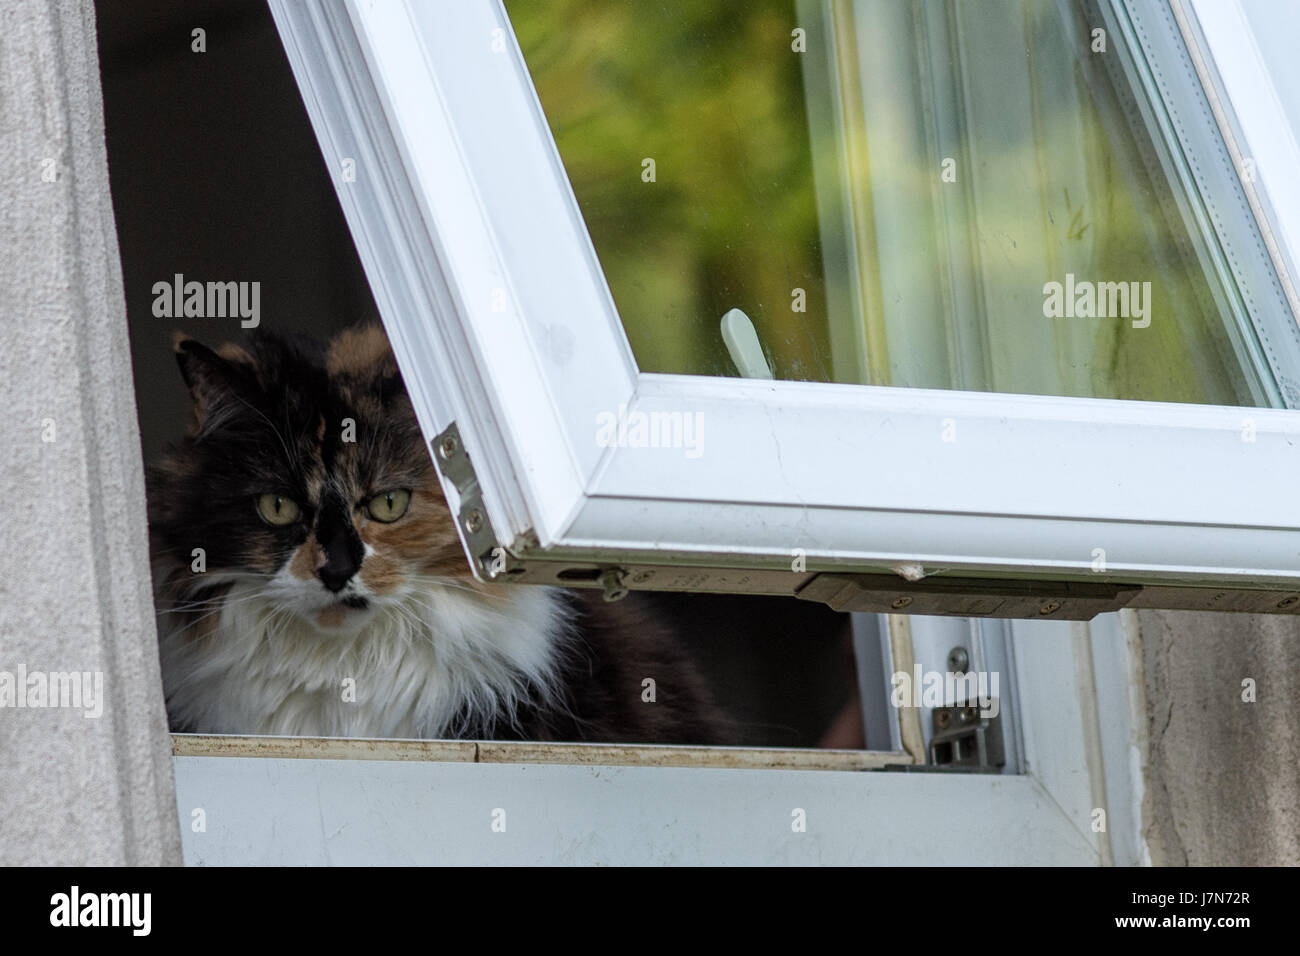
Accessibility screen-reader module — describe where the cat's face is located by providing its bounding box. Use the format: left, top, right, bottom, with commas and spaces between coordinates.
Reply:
149, 325, 469, 632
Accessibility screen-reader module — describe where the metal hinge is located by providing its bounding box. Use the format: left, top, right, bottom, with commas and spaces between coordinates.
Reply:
928, 701, 1005, 772
877, 701, 1006, 774
431, 422, 524, 580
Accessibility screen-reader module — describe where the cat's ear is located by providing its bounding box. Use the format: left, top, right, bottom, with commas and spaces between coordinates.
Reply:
172, 332, 256, 428
327, 322, 407, 405
326, 322, 399, 378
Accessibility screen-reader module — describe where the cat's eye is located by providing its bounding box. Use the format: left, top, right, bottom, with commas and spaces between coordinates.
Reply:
256, 493, 301, 526
366, 489, 411, 523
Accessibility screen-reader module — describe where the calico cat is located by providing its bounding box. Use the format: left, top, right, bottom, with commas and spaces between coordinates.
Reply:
148, 324, 730, 743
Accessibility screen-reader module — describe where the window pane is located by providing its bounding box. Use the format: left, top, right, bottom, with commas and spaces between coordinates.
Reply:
507, 0, 1297, 407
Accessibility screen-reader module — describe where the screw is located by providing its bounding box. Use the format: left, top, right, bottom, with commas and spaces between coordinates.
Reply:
935, 710, 951, 729
464, 509, 484, 534
599, 568, 629, 603
947, 646, 969, 673
631, 571, 654, 584
1277, 595, 1299, 610
960, 706, 977, 723
438, 434, 459, 460
891, 596, 913, 609
1039, 600, 1061, 615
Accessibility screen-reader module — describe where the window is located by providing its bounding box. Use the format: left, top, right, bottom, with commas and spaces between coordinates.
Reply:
274, 0, 1300, 614
245, 0, 1255, 866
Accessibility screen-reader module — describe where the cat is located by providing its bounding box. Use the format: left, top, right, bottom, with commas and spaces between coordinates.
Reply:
148, 323, 731, 743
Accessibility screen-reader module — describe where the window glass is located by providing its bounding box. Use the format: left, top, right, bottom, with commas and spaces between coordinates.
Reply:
507, 0, 1291, 407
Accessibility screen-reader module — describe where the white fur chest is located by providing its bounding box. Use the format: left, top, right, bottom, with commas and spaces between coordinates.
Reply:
158, 582, 568, 738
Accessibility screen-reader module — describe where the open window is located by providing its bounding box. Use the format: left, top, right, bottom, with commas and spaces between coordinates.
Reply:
273, 0, 1300, 617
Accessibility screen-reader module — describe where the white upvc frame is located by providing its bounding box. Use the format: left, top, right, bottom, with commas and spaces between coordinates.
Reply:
174, 748, 1098, 865
270, 0, 1300, 601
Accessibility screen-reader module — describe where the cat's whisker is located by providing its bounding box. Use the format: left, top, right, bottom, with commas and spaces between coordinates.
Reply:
406, 574, 515, 606
163, 583, 275, 613
164, 589, 282, 633
161, 590, 260, 613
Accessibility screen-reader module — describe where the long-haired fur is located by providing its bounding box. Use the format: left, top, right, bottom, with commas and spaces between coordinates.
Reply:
149, 324, 730, 743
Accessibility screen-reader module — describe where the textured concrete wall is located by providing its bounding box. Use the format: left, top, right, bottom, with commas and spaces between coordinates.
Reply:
1137, 610, 1300, 865
0, 0, 181, 864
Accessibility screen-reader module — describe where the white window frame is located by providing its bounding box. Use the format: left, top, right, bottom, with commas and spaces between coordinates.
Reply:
269, 0, 1300, 609
241, 0, 1288, 864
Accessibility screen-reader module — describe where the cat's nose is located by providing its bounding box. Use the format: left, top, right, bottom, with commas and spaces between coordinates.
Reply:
316, 532, 361, 591
315, 494, 364, 592
318, 564, 354, 592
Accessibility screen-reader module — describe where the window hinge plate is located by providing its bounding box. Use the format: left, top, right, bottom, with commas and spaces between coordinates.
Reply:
431, 422, 526, 580
928, 702, 1006, 773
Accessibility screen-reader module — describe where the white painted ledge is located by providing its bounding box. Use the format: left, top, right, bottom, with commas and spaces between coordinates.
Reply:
174, 753, 1093, 866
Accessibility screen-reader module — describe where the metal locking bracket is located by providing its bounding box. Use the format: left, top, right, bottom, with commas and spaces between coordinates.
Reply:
431, 422, 523, 580
928, 700, 1006, 772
